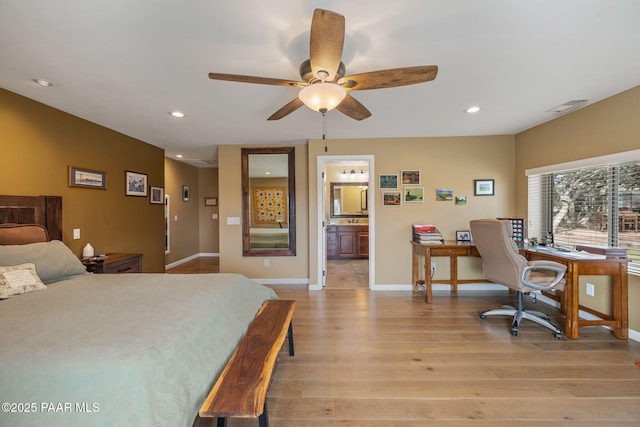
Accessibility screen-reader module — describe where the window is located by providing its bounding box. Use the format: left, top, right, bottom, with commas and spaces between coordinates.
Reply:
527, 150, 640, 272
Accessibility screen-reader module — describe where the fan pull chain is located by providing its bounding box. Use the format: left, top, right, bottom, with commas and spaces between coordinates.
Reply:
321, 108, 328, 152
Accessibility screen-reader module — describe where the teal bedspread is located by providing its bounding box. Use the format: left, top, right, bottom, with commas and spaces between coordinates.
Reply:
0, 273, 277, 427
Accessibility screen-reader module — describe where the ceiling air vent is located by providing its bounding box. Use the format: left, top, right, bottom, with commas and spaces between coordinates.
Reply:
546, 99, 589, 116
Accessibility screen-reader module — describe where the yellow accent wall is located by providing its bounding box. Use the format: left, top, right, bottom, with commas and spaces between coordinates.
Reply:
0, 88, 165, 272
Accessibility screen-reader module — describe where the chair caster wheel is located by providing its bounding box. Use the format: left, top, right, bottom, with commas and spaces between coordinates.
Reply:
479, 313, 487, 319
555, 332, 563, 340
510, 329, 518, 336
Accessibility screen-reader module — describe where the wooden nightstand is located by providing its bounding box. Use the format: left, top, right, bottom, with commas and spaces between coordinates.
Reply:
83, 253, 143, 274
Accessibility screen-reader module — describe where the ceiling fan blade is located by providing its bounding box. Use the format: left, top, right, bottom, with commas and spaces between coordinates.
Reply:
339, 66, 438, 90
309, 9, 345, 81
208, 73, 305, 88
335, 95, 372, 121
267, 98, 304, 121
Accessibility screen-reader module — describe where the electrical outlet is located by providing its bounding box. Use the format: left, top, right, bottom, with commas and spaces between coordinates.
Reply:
73, 228, 80, 240
431, 262, 437, 274
263, 258, 270, 267
586, 283, 595, 296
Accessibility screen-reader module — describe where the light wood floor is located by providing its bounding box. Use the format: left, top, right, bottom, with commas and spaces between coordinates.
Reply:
177, 258, 640, 426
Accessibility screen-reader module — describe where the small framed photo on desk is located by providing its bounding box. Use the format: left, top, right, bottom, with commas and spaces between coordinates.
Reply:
456, 230, 472, 242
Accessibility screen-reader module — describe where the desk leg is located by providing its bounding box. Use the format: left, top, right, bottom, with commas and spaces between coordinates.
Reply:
565, 265, 580, 339
450, 255, 458, 293
424, 251, 432, 304
613, 263, 629, 339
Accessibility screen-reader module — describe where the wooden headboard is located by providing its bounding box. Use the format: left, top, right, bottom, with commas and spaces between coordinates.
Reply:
0, 195, 62, 241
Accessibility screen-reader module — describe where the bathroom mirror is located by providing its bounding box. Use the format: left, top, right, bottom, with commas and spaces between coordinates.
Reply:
242, 147, 296, 256
330, 182, 368, 218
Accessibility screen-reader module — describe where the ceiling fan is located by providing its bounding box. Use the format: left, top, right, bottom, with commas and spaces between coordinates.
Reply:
208, 9, 438, 121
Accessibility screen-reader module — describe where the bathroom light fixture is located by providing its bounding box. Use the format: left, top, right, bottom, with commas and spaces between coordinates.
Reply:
298, 82, 347, 112
33, 78, 53, 87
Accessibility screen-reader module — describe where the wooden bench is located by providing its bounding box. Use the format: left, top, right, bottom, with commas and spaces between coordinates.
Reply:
198, 299, 295, 427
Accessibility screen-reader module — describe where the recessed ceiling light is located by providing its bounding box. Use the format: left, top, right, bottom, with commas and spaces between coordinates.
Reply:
265, 172, 271, 175
33, 78, 53, 87
176, 154, 183, 158
170, 111, 185, 118
466, 106, 480, 113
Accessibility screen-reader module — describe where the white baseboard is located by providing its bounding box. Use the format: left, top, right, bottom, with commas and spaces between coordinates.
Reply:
252, 278, 310, 286
164, 253, 219, 270
369, 283, 507, 291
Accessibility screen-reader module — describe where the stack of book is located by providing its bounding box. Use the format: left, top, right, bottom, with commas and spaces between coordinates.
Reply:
412, 224, 444, 245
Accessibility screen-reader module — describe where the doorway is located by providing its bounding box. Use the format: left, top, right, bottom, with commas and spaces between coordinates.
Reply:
317, 156, 375, 289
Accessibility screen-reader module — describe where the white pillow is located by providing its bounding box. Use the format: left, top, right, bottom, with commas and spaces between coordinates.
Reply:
0, 263, 47, 299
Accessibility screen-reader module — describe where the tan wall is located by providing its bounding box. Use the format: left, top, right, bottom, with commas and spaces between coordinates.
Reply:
199, 168, 219, 254
164, 158, 200, 264
308, 135, 516, 287
515, 84, 640, 331
218, 144, 309, 280
0, 88, 165, 272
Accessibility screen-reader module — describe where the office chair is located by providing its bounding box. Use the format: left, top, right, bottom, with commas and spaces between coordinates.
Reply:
470, 219, 567, 338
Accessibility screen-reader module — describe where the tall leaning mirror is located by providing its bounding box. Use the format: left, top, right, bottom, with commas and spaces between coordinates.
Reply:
242, 147, 296, 256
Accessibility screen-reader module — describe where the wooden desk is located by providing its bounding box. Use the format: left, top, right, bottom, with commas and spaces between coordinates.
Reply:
411, 241, 629, 340
522, 248, 628, 340
411, 241, 488, 303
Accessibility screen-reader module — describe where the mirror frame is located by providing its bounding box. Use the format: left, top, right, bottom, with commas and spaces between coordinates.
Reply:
242, 147, 296, 256
330, 182, 369, 218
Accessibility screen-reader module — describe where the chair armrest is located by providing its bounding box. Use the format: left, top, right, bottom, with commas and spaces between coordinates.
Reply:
521, 261, 567, 291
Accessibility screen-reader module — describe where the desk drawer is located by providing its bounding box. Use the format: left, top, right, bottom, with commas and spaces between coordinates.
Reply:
429, 247, 469, 256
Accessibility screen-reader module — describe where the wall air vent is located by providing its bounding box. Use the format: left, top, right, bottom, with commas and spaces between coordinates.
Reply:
546, 99, 589, 116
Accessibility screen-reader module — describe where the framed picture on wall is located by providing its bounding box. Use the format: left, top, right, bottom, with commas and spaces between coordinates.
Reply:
379, 174, 399, 189
382, 191, 402, 206
68, 166, 107, 189
401, 170, 420, 185
125, 171, 148, 196
150, 186, 164, 204
404, 187, 424, 202
474, 179, 495, 196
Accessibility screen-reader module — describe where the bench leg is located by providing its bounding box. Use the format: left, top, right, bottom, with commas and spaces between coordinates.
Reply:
258, 401, 269, 427
287, 321, 295, 356
216, 417, 227, 427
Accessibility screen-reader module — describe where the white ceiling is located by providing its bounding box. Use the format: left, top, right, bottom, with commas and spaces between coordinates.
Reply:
2, 1, 640, 167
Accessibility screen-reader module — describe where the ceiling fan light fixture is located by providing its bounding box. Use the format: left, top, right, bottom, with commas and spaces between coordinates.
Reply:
298, 82, 346, 112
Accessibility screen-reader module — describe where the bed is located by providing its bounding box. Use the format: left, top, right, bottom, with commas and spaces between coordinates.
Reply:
0, 195, 279, 427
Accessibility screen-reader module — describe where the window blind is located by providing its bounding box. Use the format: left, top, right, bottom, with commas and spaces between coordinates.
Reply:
527, 152, 640, 271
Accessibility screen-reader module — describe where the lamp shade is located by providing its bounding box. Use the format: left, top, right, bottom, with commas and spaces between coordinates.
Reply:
298, 82, 347, 112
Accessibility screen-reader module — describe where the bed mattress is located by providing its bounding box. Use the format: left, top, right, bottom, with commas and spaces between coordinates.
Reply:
0, 272, 277, 427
